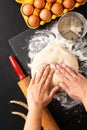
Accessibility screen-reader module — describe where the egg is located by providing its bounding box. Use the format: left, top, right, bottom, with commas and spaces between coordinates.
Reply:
63, 0, 75, 9
39, 9, 51, 21
28, 15, 40, 27
51, 3, 63, 15
76, 0, 86, 3
22, 4, 34, 16
34, 0, 45, 9
46, 0, 56, 3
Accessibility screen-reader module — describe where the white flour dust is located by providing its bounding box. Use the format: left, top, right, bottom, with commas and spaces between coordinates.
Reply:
28, 22, 87, 62
27, 21, 87, 110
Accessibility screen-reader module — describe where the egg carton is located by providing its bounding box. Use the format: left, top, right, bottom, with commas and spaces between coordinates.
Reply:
16, 0, 87, 29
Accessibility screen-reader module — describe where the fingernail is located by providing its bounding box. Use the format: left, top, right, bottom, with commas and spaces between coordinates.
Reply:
55, 69, 58, 73
62, 63, 66, 67
40, 67, 44, 71
56, 64, 60, 68
59, 82, 63, 87
46, 64, 50, 67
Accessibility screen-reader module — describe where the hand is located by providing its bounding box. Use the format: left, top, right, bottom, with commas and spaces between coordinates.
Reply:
55, 64, 87, 110
27, 65, 59, 111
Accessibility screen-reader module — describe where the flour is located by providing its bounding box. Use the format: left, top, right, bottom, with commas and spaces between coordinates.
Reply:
53, 92, 80, 109
28, 30, 56, 60
27, 20, 87, 110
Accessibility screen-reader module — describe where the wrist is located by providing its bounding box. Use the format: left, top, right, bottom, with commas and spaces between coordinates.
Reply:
29, 104, 43, 116
29, 103, 43, 111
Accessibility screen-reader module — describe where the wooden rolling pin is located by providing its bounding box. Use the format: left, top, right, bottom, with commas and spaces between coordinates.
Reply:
9, 55, 60, 130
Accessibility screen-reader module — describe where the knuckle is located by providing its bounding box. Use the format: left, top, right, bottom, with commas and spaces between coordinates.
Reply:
39, 82, 42, 87
42, 75, 46, 81
61, 69, 67, 75
73, 77, 79, 82
47, 75, 52, 81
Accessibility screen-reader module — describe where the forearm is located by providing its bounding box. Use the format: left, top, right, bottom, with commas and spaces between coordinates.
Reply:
24, 106, 42, 130
82, 96, 87, 111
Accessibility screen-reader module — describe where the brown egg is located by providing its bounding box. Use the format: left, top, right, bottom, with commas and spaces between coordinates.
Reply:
39, 9, 51, 21
34, 0, 45, 9
46, 0, 56, 3
22, 4, 34, 16
28, 15, 40, 27
51, 3, 63, 15
76, 0, 86, 3
63, 0, 75, 9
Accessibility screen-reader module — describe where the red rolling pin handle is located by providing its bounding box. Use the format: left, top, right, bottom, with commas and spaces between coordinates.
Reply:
9, 55, 26, 80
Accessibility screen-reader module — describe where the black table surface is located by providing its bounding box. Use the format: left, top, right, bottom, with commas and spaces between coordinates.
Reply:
0, 0, 87, 130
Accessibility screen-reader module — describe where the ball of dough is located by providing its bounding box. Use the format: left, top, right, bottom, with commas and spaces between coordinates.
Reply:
30, 44, 79, 91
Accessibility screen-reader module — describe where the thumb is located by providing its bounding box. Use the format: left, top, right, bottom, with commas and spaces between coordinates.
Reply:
59, 82, 70, 94
49, 85, 60, 99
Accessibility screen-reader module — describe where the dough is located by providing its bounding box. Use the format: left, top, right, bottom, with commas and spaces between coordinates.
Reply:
30, 44, 79, 91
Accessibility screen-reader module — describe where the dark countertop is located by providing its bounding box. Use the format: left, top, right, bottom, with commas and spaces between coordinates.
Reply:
0, 0, 87, 130
0, 0, 27, 130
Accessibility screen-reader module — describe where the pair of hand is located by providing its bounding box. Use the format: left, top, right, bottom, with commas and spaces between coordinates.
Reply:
27, 64, 87, 111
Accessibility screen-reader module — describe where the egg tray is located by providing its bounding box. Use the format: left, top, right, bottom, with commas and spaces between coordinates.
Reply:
16, 0, 87, 29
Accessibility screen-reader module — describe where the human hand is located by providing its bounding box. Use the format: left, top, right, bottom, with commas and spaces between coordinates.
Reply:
55, 64, 87, 110
27, 65, 59, 111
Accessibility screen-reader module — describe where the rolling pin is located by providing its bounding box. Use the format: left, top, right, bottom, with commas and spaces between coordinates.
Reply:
9, 55, 60, 130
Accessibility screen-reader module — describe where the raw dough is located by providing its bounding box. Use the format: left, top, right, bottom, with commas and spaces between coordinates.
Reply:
30, 44, 79, 90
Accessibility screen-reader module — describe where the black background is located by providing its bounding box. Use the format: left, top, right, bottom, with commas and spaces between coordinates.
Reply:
0, 0, 87, 130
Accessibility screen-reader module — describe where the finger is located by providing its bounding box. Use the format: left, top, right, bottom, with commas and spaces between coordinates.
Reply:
40, 65, 51, 85
78, 73, 85, 79
56, 64, 72, 80
62, 64, 78, 78
49, 86, 60, 99
35, 67, 44, 83
44, 69, 54, 89
56, 70, 71, 86
29, 72, 36, 86
59, 82, 70, 94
